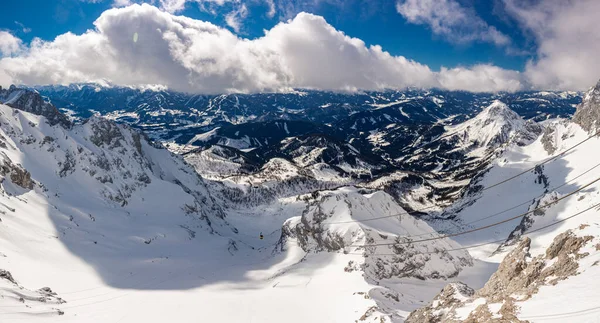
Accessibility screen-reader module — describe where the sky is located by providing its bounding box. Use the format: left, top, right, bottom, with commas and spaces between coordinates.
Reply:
0, 0, 599, 94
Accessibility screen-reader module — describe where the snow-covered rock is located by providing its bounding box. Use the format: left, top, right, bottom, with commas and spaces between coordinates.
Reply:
0, 269, 66, 316
279, 187, 473, 280
407, 231, 598, 322
573, 79, 600, 133
183, 145, 259, 179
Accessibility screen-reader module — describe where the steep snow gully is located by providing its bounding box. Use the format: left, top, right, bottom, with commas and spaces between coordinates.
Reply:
1, 81, 600, 322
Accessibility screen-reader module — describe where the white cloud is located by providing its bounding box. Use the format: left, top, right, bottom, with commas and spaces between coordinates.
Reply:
503, 0, 600, 90
265, 0, 276, 18
14, 21, 32, 34
396, 0, 511, 47
0, 31, 23, 86
225, 3, 249, 32
0, 4, 527, 93
158, 0, 233, 13
113, 0, 134, 7
0, 31, 23, 56
438, 65, 524, 92
158, 0, 188, 13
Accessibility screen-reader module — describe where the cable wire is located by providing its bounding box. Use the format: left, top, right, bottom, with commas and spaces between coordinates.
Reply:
347, 202, 600, 256
323, 131, 600, 226
361, 160, 600, 243
348, 176, 600, 248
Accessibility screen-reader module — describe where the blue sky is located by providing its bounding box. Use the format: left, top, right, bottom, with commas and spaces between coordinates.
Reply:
1, 0, 529, 70
0, 0, 598, 93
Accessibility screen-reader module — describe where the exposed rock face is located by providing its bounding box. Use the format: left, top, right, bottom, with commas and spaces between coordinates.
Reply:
573, 79, 600, 133
406, 283, 475, 323
279, 193, 350, 252
498, 192, 558, 251
480, 232, 591, 301
0, 85, 71, 128
0, 153, 34, 190
87, 117, 126, 148
540, 126, 558, 154
0, 269, 17, 284
406, 231, 594, 323
539, 119, 576, 155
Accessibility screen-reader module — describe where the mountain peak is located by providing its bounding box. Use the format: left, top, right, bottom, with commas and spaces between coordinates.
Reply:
480, 100, 519, 121
447, 100, 541, 150
0, 85, 72, 128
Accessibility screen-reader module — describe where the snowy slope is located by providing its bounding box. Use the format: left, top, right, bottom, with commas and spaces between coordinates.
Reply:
406, 81, 600, 322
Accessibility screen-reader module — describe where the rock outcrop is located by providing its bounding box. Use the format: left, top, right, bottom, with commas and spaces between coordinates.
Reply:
573, 79, 600, 133
406, 283, 475, 323
278, 188, 473, 280
0, 268, 65, 312
0, 153, 34, 190
406, 230, 594, 323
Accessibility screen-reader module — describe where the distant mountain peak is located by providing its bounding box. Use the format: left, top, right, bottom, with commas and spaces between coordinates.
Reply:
481, 100, 519, 120
448, 100, 541, 151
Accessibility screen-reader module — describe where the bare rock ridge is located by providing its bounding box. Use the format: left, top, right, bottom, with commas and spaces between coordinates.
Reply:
0, 85, 72, 128
405, 230, 595, 323
0, 153, 34, 190
573, 79, 600, 132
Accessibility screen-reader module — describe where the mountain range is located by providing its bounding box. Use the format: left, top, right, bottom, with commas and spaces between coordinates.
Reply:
0, 81, 599, 322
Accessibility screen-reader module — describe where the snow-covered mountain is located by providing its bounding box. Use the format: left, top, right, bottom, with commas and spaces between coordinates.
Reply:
35, 84, 581, 145
180, 98, 557, 223
1, 79, 600, 323
444, 100, 542, 151
403, 80, 600, 322
0, 88, 485, 322
1, 85, 71, 128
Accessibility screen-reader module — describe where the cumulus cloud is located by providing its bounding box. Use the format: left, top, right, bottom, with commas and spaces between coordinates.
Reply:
0, 4, 528, 93
396, 0, 510, 47
0, 31, 23, 86
438, 65, 524, 92
0, 31, 23, 56
503, 0, 600, 90
155, 0, 251, 32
